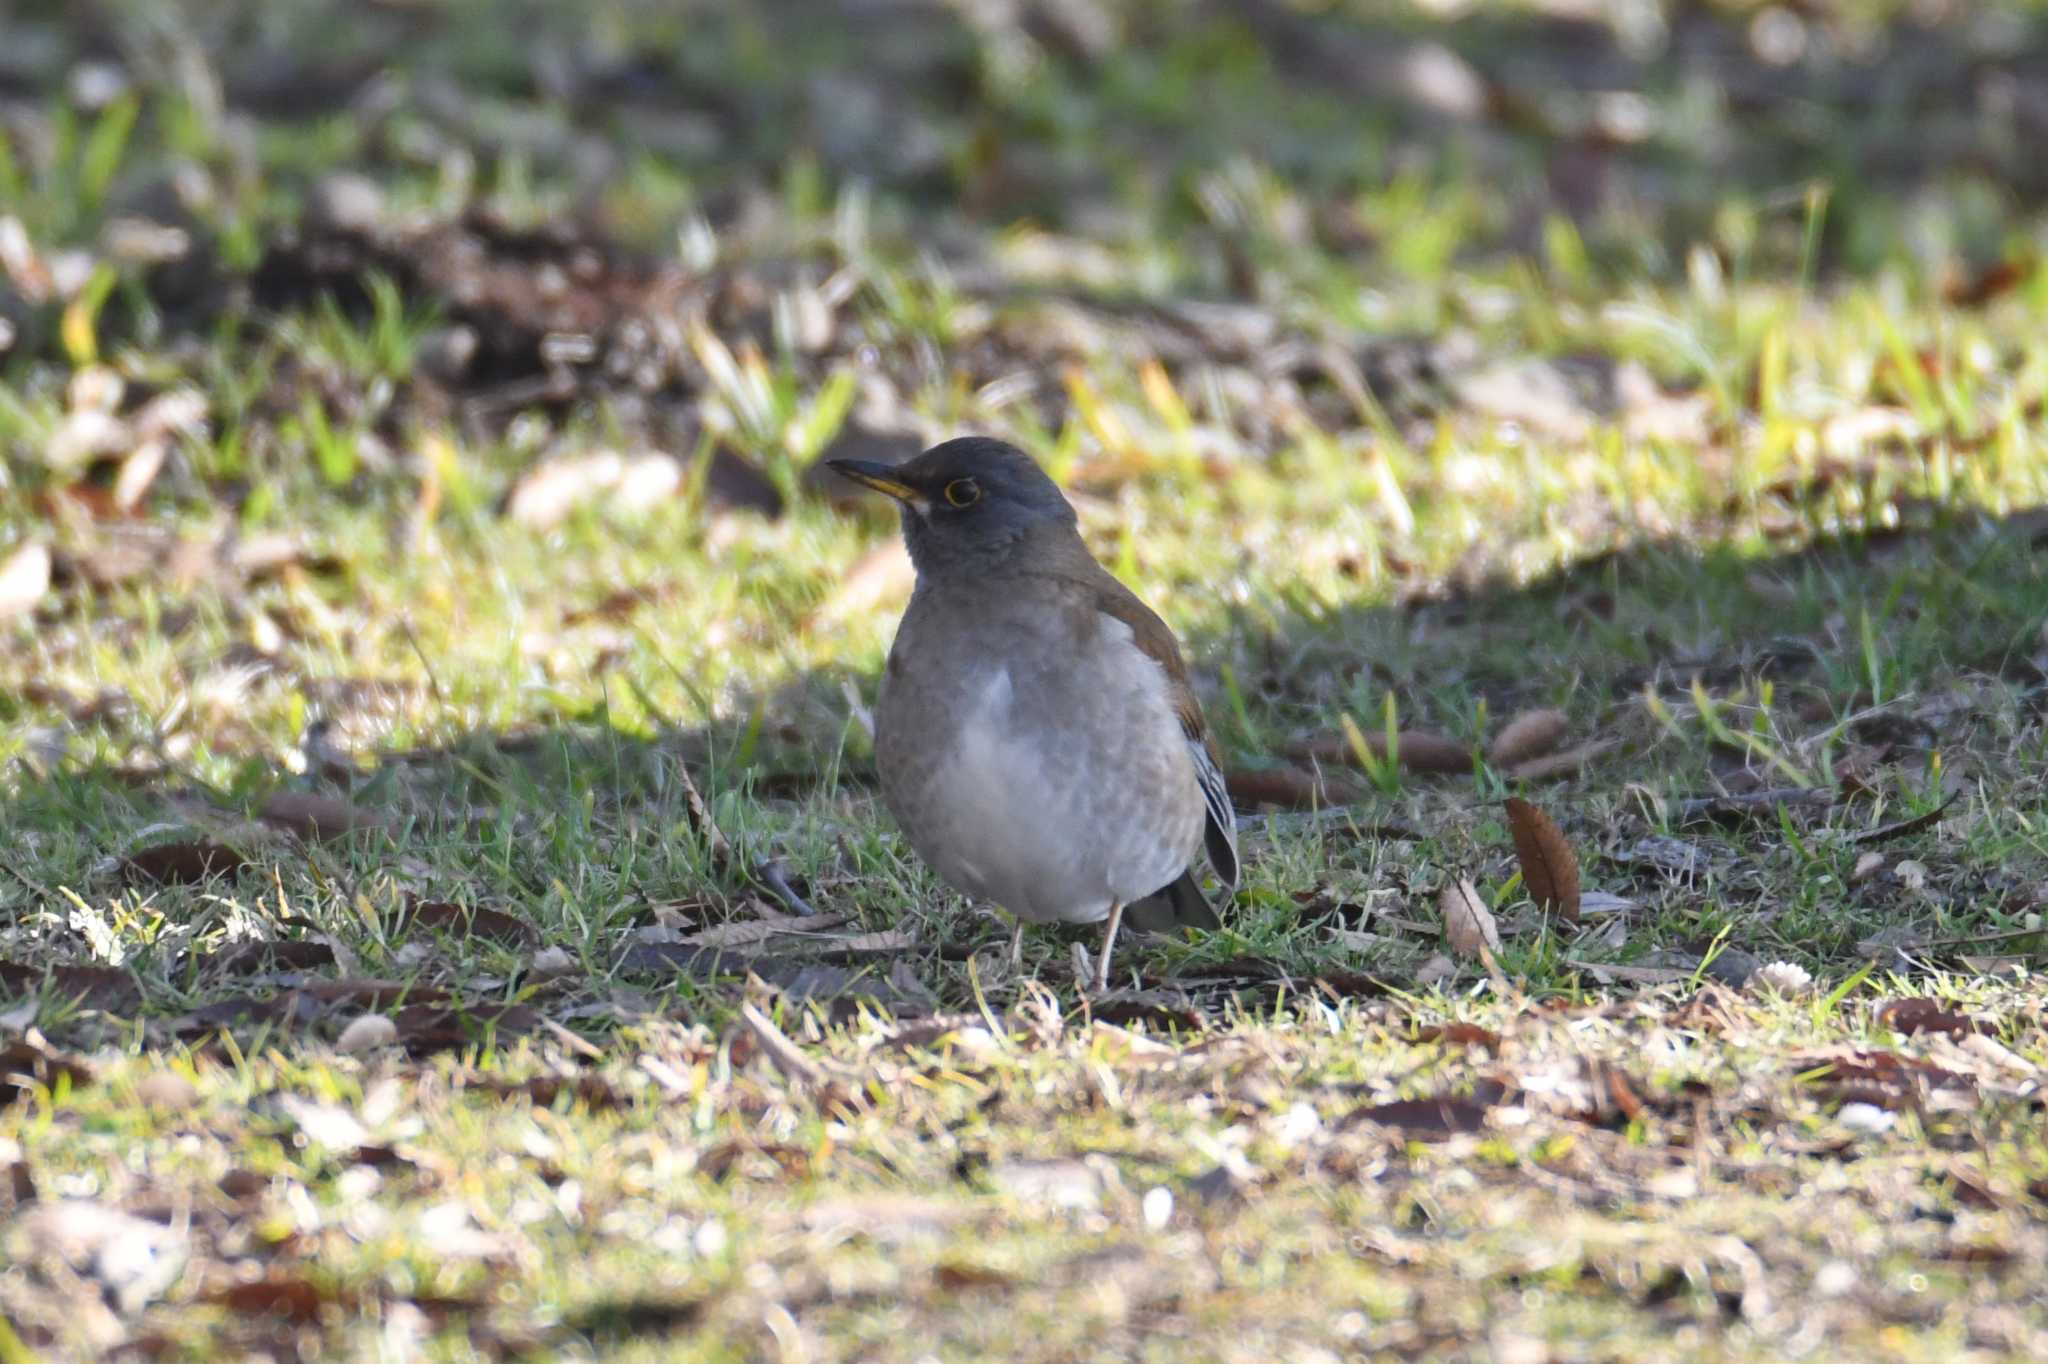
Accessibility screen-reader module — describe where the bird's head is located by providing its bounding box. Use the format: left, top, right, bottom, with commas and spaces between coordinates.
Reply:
827, 436, 1077, 575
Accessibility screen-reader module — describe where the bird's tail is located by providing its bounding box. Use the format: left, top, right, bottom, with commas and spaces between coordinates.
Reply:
1124, 867, 1223, 935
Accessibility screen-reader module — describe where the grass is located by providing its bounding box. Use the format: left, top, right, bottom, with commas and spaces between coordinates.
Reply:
4, 0, 2048, 1356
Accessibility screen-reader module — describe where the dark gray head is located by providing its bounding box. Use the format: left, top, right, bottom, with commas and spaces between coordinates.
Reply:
827, 437, 1078, 577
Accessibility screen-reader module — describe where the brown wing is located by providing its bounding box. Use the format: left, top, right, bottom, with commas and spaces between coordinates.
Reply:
1082, 575, 1240, 894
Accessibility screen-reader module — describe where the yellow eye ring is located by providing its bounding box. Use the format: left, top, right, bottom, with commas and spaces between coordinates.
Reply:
943, 478, 980, 508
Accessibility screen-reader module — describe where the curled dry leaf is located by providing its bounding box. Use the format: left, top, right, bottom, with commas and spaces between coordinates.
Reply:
403, 901, 537, 947
1877, 998, 1993, 1038
1292, 729, 1470, 775
1488, 708, 1568, 768
1437, 878, 1498, 958
1224, 766, 1358, 809
0, 961, 139, 1010
0, 1036, 94, 1105
1409, 1023, 1501, 1051
1504, 796, 1580, 922
1848, 792, 1959, 846
1343, 1081, 1508, 1139
120, 841, 248, 885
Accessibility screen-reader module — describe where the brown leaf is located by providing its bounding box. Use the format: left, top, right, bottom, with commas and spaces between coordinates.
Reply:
1437, 878, 1499, 958
390, 1002, 542, 1054
1291, 729, 1470, 775
1224, 766, 1358, 809
474, 1074, 628, 1111
1344, 1081, 1507, 1140
1408, 1023, 1501, 1051
0, 540, 52, 621
0, 1036, 94, 1104
1676, 788, 1834, 826
120, 841, 248, 885
403, 901, 537, 947
1942, 257, 2031, 308
208, 1272, 352, 1323
0, 961, 139, 1010
258, 790, 386, 841
207, 940, 337, 975
1847, 793, 1959, 846
1505, 738, 1619, 782
298, 979, 449, 1009
1831, 744, 1892, 797
1505, 797, 1580, 922
934, 1262, 1018, 1293
562, 582, 674, 627
1878, 998, 1992, 1039
1488, 708, 1568, 767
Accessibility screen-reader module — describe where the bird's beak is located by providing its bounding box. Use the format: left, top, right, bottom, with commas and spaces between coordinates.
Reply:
826, 459, 925, 509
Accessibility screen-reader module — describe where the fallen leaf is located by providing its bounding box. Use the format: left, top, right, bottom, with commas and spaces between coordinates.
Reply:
474, 1073, 628, 1111
1564, 959, 1691, 985
1409, 1023, 1501, 1051
1850, 851, 1885, 883
1505, 797, 1580, 922
1609, 834, 1710, 879
1343, 1082, 1505, 1139
403, 901, 537, 947
206, 940, 337, 975
1413, 953, 1456, 988
1292, 729, 1471, 775
1877, 998, 1992, 1039
1577, 890, 1638, 915
0, 961, 138, 1010
120, 841, 248, 884
1942, 256, 2031, 307
1505, 737, 1619, 782
1224, 766, 1357, 809
1847, 793, 1959, 845
207, 1272, 348, 1324
1438, 878, 1499, 958
0, 1036, 94, 1104
0, 541, 51, 621
390, 1002, 542, 1054
562, 582, 675, 627
934, 1262, 1018, 1292
298, 979, 448, 1010
1676, 788, 1834, 826
1488, 708, 1568, 768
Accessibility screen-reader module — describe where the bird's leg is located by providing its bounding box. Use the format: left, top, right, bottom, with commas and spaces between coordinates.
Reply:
1092, 901, 1124, 994
1008, 920, 1025, 973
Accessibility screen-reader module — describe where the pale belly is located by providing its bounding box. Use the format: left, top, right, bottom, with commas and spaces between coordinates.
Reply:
876, 628, 1204, 925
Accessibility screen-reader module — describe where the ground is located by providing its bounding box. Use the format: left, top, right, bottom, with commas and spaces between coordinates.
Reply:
2, 0, 2046, 1358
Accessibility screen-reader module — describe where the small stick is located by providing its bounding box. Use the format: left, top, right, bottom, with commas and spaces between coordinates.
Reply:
740, 1001, 825, 1088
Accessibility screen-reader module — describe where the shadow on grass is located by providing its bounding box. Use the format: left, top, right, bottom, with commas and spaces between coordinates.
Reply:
5, 504, 2045, 1053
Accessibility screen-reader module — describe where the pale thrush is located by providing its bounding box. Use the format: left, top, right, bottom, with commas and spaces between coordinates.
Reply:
829, 437, 1237, 991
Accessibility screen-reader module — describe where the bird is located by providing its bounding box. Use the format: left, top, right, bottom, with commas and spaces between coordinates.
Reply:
828, 436, 1237, 992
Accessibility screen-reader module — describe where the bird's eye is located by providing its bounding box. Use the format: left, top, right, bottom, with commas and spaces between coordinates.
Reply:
943, 478, 981, 508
